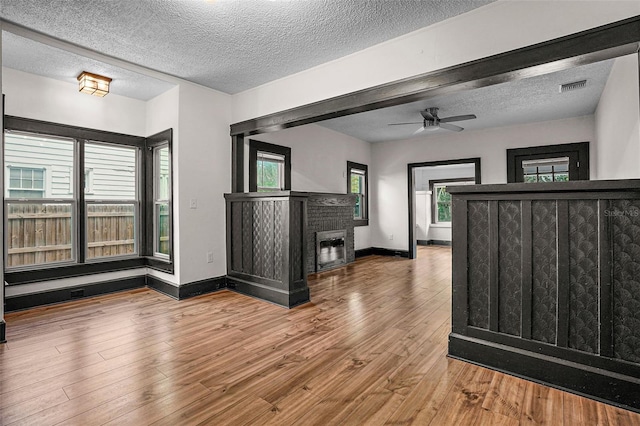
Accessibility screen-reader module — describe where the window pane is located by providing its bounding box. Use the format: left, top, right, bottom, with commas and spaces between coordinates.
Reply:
524, 175, 538, 183
555, 173, 569, 182
538, 174, 553, 182
86, 204, 136, 259
257, 159, 282, 191
437, 202, 452, 222
155, 146, 170, 200
6, 202, 73, 268
5, 132, 74, 199
85, 142, 136, 200
354, 194, 362, 219
155, 203, 170, 256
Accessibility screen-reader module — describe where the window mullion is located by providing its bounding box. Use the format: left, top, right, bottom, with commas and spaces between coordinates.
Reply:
77, 139, 86, 264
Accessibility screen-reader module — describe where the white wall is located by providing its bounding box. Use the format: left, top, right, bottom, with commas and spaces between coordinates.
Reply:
372, 115, 596, 250
250, 123, 372, 249
174, 83, 232, 285
3, 67, 147, 137
595, 54, 640, 179
232, 1, 640, 122
146, 86, 180, 285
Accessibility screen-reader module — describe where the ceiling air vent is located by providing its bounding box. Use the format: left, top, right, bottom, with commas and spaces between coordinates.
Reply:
559, 80, 587, 93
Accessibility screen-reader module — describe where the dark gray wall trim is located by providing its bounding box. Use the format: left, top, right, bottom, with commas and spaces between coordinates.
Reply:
145, 275, 179, 299
353, 247, 411, 258
4, 276, 145, 312
178, 276, 227, 299
248, 139, 292, 192
230, 16, 640, 137
449, 334, 640, 413
355, 247, 374, 258
5, 259, 145, 285
226, 276, 309, 308
426, 240, 452, 246
232, 134, 244, 193
0, 321, 5, 344
5, 116, 145, 146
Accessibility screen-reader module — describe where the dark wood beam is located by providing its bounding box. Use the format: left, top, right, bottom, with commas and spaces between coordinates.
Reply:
230, 16, 640, 137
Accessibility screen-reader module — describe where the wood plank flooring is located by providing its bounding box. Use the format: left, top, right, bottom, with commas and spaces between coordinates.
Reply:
2, 246, 639, 425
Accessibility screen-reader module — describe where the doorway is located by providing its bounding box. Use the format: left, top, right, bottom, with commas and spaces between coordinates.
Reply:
407, 158, 481, 259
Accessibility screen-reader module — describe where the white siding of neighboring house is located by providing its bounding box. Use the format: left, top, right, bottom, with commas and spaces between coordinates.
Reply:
5, 133, 137, 200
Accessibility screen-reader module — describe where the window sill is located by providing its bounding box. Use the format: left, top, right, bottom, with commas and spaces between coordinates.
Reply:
354, 219, 369, 227
5, 256, 173, 285
430, 223, 452, 228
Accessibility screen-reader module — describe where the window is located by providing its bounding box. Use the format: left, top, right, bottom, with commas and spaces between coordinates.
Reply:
257, 151, 285, 191
507, 142, 589, 183
522, 157, 569, 183
5, 132, 75, 268
347, 161, 368, 226
85, 142, 138, 260
8, 166, 46, 198
249, 140, 291, 192
153, 144, 170, 257
145, 129, 173, 264
4, 116, 173, 281
429, 178, 475, 224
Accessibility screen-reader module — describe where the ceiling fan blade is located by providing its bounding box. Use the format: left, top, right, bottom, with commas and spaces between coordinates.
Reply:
439, 114, 477, 123
388, 122, 423, 126
420, 110, 435, 120
412, 126, 426, 135
439, 122, 464, 132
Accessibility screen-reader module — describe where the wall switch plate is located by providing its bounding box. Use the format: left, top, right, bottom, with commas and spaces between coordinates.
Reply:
207, 251, 214, 263
190, 199, 197, 209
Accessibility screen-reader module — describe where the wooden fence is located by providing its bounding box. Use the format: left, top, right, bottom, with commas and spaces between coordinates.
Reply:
6, 204, 137, 267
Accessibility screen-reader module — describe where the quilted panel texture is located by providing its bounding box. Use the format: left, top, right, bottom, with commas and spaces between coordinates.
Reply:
531, 201, 558, 344
498, 201, 522, 336
468, 201, 490, 329
611, 199, 640, 363
568, 200, 600, 353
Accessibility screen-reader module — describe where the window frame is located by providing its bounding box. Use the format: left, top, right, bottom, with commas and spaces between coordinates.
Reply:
7, 165, 47, 198
347, 161, 369, 227
145, 129, 174, 269
249, 140, 291, 192
429, 178, 475, 225
3, 116, 173, 284
506, 142, 589, 183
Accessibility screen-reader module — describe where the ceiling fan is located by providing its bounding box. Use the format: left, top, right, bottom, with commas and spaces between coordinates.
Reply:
388, 107, 476, 133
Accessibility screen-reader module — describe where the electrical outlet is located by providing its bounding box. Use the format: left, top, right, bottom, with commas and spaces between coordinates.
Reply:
190, 199, 197, 209
207, 251, 214, 263
389, 234, 394, 240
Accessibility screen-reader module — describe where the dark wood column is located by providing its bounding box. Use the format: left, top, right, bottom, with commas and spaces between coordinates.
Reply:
231, 134, 244, 193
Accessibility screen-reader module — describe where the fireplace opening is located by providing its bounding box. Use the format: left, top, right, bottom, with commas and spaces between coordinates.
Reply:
316, 230, 347, 272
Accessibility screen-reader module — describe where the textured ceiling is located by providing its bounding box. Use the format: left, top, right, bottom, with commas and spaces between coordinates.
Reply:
318, 58, 615, 142
2, 32, 176, 101
0, 0, 495, 95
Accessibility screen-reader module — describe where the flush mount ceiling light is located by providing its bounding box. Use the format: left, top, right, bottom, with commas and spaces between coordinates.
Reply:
77, 71, 112, 97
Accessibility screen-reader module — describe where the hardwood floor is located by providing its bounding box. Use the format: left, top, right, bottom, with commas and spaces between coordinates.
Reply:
1, 246, 639, 425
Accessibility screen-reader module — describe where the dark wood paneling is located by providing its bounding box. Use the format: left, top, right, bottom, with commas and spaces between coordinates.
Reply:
451, 197, 468, 335
599, 199, 613, 357
520, 200, 532, 340
450, 179, 640, 413
232, 134, 244, 193
556, 200, 570, 348
488, 200, 499, 332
